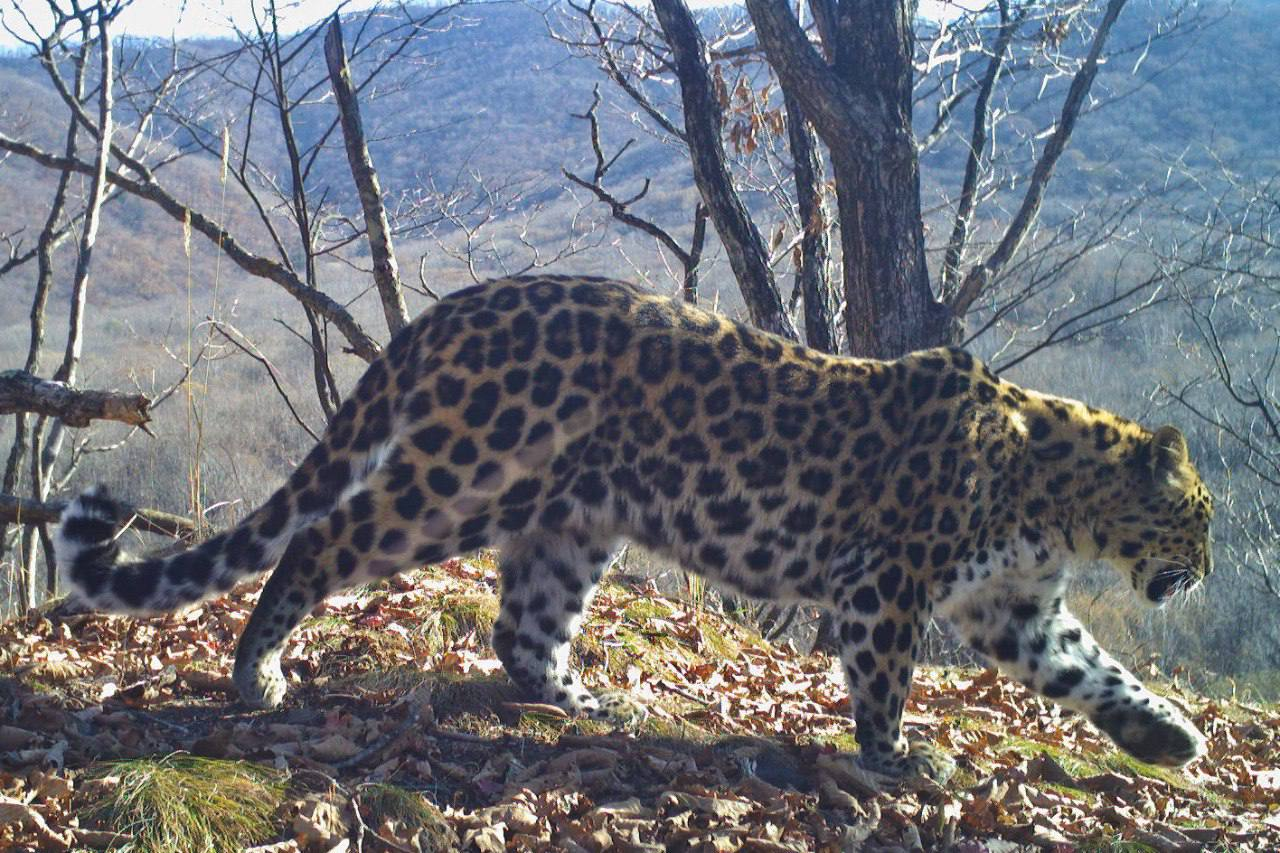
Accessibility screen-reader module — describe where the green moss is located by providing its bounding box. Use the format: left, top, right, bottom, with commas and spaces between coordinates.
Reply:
1098, 751, 1192, 788
83, 754, 286, 853
996, 736, 1100, 778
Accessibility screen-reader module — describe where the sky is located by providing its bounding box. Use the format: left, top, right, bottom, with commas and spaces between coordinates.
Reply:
0, 0, 972, 50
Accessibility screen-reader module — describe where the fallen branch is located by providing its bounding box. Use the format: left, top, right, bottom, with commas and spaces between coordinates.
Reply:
0, 494, 194, 539
0, 370, 150, 428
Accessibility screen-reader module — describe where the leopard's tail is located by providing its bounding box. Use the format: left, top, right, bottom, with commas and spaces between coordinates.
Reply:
54, 411, 393, 615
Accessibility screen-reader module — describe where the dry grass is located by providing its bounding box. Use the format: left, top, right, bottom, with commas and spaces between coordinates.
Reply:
81, 754, 287, 853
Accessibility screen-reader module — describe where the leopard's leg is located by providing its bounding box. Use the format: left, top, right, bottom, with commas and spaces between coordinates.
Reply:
831, 559, 953, 784
232, 476, 487, 709
954, 597, 1203, 766
491, 529, 642, 725
232, 529, 333, 709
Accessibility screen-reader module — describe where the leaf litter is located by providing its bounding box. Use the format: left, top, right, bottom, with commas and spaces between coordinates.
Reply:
1, 555, 1277, 851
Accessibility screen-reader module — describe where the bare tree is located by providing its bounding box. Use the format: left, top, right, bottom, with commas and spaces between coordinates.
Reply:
555, 0, 1208, 360
1153, 160, 1280, 671
0, 1, 478, 607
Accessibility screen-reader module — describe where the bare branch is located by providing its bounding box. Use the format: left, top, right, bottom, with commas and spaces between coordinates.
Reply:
0, 133, 382, 363
0, 371, 150, 429
325, 12, 410, 337
941, 0, 1019, 295
950, 0, 1130, 316
0, 494, 193, 540
208, 322, 321, 442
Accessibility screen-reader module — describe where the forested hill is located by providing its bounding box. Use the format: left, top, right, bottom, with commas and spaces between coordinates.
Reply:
0, 0, 1276, 305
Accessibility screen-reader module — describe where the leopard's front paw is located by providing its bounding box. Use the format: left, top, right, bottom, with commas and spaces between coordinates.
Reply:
585, 690, 649, 728
854, 738, 956, 788
1094, 703, 1204, 766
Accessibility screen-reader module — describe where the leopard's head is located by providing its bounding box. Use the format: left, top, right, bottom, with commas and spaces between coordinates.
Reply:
1097, 425, 1214, 605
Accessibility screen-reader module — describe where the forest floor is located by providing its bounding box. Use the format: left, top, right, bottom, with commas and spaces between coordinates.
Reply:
1, 555, 1278, 852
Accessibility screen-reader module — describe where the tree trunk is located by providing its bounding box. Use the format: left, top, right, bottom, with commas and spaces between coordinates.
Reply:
651, 0, 799, 341
746, 0, 949, 358
325, 14, 410, 337
826, 2, 947, 358
784, 93, 836, 354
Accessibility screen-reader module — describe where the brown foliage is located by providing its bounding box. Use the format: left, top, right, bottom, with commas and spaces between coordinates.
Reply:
1, 559, 1277, 850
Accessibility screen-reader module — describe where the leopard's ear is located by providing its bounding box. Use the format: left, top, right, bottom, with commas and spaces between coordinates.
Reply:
1149, 425, 1188, 482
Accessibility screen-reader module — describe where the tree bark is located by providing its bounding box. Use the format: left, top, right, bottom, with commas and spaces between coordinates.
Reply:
325, 13, 410, 336
651, 0, 798, 341
0, 371, 151, 428
784, 93, 836, 354
746, 0, 947, 358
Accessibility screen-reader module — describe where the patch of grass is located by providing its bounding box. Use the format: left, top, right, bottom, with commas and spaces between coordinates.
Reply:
1043, 780, 1096, 804
83, 754, 286, 853
813, 732, 860, 754
948, 766, 982, 789
415, 592, 499, 652
513, 710, 623, 742
583, 583, 759, 684
309, 625, 417, 676
640, 715, 712, 742
358, 784, 454, 847
332, 664, 434, 696
623, 597, 673, 623
695, 612, 752, 659
1098, 750, 1192, 788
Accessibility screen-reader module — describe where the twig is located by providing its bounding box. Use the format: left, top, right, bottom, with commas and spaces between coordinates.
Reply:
208, 320, 321, 441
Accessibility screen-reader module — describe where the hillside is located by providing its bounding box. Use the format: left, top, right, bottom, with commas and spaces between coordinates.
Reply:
2, 560, 1277, 851
1, 0, 1277, 309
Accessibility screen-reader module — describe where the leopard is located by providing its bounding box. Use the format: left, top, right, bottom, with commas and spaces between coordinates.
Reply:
54, 275, 1213, 785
